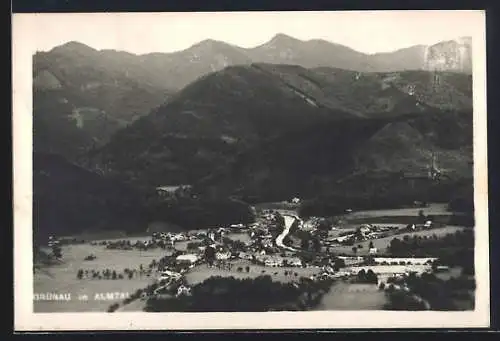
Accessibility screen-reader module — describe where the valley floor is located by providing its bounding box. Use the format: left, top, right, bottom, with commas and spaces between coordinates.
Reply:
33, 202, 474, 312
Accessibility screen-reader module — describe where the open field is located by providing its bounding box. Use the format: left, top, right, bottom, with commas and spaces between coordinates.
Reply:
343, 203, 451, 220
434, 266, 464, 281
34, 243, 167, 312
92, 236, 151, 243
329, 225, 467, 256
346, 264, 431, 276
328, 224, 408, 235
185, 260, 321, 286
173, 239, 204, 251
316, 282, 387, 310
254, 201, 300, 212
345, 215, 458, 225
226, 232, 252, 243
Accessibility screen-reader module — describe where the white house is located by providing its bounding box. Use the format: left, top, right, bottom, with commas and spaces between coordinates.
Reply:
170, 233, 187, 242
216, 252, 231, 260
288, 258, 302, 267
176, 254, 199, 265
265, 257, 283, 267
159, 270, 182, 281
238, 252, 252, 260
335, 235, 354, 243
176, 285, 192, 297
359, 225, 372, 234
291, 197, 301, 204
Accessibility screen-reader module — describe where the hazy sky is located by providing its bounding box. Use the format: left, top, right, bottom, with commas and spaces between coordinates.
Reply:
23, 10, 482, 55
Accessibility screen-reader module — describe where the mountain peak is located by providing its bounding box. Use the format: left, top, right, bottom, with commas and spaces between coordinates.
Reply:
50, 41, 97, 54
190, 38, 233, 49
271, 33, 301, 41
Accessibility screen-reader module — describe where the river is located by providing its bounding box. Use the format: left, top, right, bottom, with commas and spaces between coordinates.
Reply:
276, 215, 300, 251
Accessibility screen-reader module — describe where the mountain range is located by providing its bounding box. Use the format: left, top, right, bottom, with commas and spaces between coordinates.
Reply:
33, 34, 472, 159
88, 63, 472, 189
32, 35, 474, 239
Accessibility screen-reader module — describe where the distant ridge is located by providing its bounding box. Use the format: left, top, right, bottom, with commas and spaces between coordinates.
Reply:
89, 64, 472, 188
42, 33, 472, 58
33, 34, 472, 159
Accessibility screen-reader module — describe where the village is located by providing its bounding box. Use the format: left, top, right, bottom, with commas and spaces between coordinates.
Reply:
38, 195, 474, 313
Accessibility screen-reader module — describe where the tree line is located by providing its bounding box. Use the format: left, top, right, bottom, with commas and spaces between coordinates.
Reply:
144, 275, 334, 312
387, 229, 474, 275
384, 271, 475, 311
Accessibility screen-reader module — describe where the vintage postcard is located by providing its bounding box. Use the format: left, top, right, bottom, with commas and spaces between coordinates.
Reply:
13, 10, 489, 330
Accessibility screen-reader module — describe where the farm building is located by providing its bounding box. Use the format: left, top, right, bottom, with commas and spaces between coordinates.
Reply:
176, 254, 200, 265
238, 252, 254, 260
264, 257, 283, 267
359, 225, 372, 234
159, 269, 182, 280
156, 185, 192, 198
287, 258, 303, 267
176, 285, 192, 297
373, 257, 437, 265
338, 256, 364, 261
216, 251, 231, 260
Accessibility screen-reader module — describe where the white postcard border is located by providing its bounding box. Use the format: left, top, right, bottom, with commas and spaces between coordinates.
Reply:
13, 10, 489, 331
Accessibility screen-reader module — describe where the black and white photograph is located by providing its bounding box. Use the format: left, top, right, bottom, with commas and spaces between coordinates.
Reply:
13, 10, 489, 330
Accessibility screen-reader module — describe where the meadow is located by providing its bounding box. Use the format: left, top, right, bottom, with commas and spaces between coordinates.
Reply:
34, 240, 170, 312
343, 203, 452, 220
330, 225, 466, 256
315, 282, 388, 310
184, 259, 321, 286
225, 232, 252, 243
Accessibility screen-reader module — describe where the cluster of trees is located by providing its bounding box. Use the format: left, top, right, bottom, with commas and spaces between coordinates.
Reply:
78, 258, 164, 280
58, 238, 86, 245
221, 237, 246, 252
297, 177, 474, 220
356, 269, 379, 284
384, 272, 475, 311
267, 214, 286, 239
448, 184, 474, 214
204, 246, 216, 266
51, 245, 63, 259
186, 241, 203, 250
282, 236, 294, 247
383, 287, 428, 310
77, 268, 128, 280
33, 152, 147, 246
84, 254, 96, 261
298, 232, 322, 253
146, 197, 256, 232
387, 230, 474, 275
333, 258, 346, 270
103, 239, 170, 251
144, 275, 333, 312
